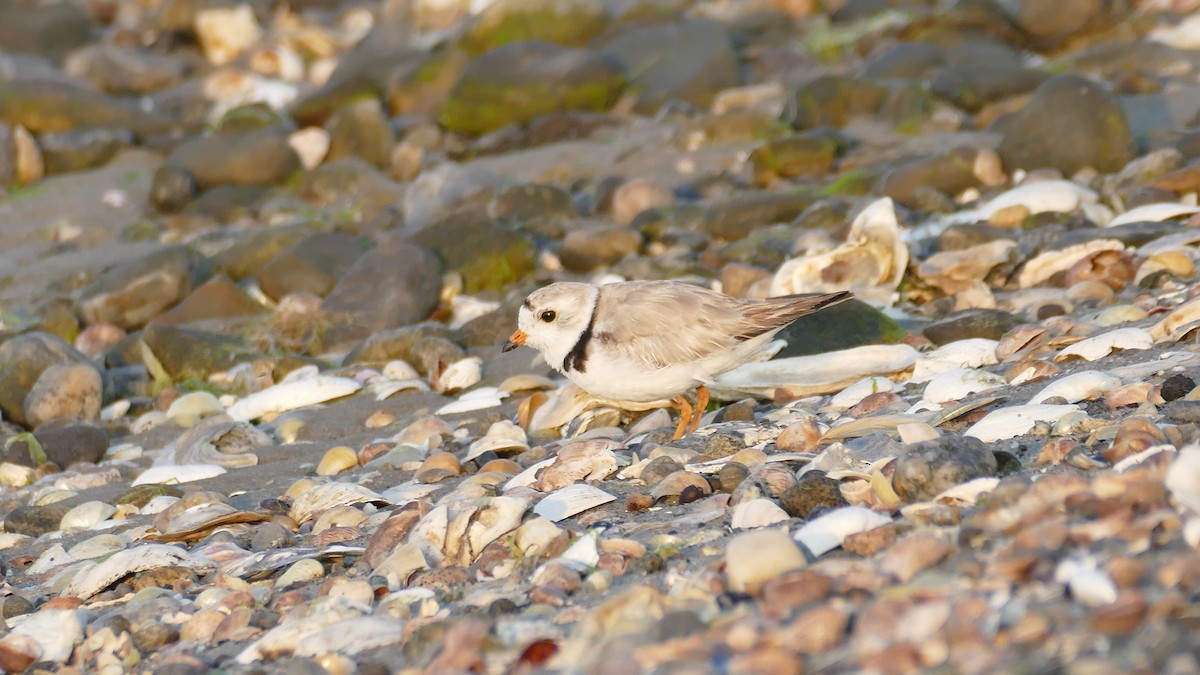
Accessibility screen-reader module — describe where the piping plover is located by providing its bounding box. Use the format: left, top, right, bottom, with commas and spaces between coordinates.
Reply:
503, 281, 853, 439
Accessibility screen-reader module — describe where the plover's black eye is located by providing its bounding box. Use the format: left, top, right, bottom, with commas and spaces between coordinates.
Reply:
540, 310, 557, 322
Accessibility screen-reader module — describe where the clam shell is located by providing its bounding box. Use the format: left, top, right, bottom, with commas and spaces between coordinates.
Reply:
465, 420, 529, 461
1019, 239, 1125, 289
132, 464, 227, 486
166, 391, 225, 425
434, 356, 482, 394
532, 440, 621, 492
1054, 327, 1152, 362
226, 375, 361, 422
730, 498, 790, 530
234, 599, 366, 664
1151, 297, 1200, 342
292, 617, 405, 658
60, 501, 117, 531
965, 404, 1081, 442
921, 368, 1007, 404
5, 609, 82, 663
289, 483, 390, 524
1028, 371, 1122, 405
967, 179, 1098, 222
910, 339, 999, 382
794, 506, 892, 557
1165, 443, 1200, 514
828, 376, 901, 412
713, 344, 919, 399
66, 543, 196, 599
1107, 202, 1200, 227
435, 386, 508, 415
533, 484, 616, 523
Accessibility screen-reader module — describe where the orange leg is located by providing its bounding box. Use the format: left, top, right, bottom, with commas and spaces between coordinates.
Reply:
672, 395, 693, 440
687, 385, 710, 434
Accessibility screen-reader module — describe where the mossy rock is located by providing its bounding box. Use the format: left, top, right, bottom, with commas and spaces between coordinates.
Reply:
784, 75, 889, 130
458, 0, 610, 56
438, 41, 625, 136
411, 213, 536, 293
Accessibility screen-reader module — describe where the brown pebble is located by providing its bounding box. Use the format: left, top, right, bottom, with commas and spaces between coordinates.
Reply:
718, 462, 749, 493
842, 524, 897, 557
776, 417, 821, 452
41, 596, 83, 610
625, 493, 654, 512
1091, 592, 1147, 635
759, 570, 833, 619
879, 532, 954, 582
779, 605, 849, 654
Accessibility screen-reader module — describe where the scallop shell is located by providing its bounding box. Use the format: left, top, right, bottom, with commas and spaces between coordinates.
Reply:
771, 197, 908, 306
793, 506, 892, 557
1054, 327, 1153, 362
226, 375, 361, 422
533, 484, 616, 523
965, 404, 1081, 442
289, 483, 390, 524
1028, 371, 1122, 405
65, 543, 196, 599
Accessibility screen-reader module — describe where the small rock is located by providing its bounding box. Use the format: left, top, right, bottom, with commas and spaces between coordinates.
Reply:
23, 362, 102, 428
1160, 374, 1194, 402
257, 233, 369, 301
0, 332, 101, 427
923, 308, 1023, 345
775, 299, 908, 357
878, 532, 954, 581
842, 523, 898, 556
997, 74, 1136, 175
725, 529, 807, 595
558, 225, 641, 272
750, 135, 838, 187
611, 179, 673, 227
892, 436, 999, 502
3, 503, 72, 537
779, 472, 849, 519
325, 98, 395, 169
411, 213, 536, 293
78, 245, 212, 329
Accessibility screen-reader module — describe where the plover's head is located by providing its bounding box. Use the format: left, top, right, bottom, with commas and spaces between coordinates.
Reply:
504, 282, 598, 366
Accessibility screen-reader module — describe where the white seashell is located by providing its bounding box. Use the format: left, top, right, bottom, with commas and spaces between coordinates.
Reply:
0, 462, 35, 487
132, 464, 227, 486
968, 180, 1098, 222
226, 375, 362, 422
1107, 202, 1200, 227
457, 495, 530, 564
1055, 557, 1117, 606
1150, 297, 1200, 342
897, 422, 939, 444
730, 498, 790, 530
465, 421, 529, 461
27, 544, 75, 576
275, 558, 325, 588
934, 477, 999, 505
1018, 240, 1125, 288
435, 356, 482, 394
1113, 444, 1175, 473
382, 360, 421, 380
771, 197, 908, 307
449, 295, 502, 330
195, 5, 261, 65
1054, 327, 1153, 362
828, 376, 900, 412
66, 544, 195, 599
910, 339, 1000, 382
505, 457, 556, 491
141, 495, 180, 515
5, 609, 82, 662
60, 501, 117, 530
921, 368, 1007, 404
514, 517, 564, 557
132, 410, 168, 434
157, 413, 268, 468
435, 386, 508, 415
288, 127, 329, 170
713, 344, 920, 399
292, 617, 404, 657
289, 483, 389, 524
0, 532, 33, 550
67, 534, 126, 561
409, 505, 448, 566
104, 442, 143, 461
1106, 351, 1200, 381
372, 378, 430, 400
166, 391, 224, 424
1185, 516, 1200, 548
1149, 12, 1200, 48
235, 600, 366, 664
794, 506, 893, 557
100, 399, 131, 422
378, 481, 441, 505
1165, 443, 1200, 514
965, 404, 1080, 442
373, 543, 428, 590
533, 484, 616, 523
551, 528, 601, 572
1028, 371, 1122, 405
